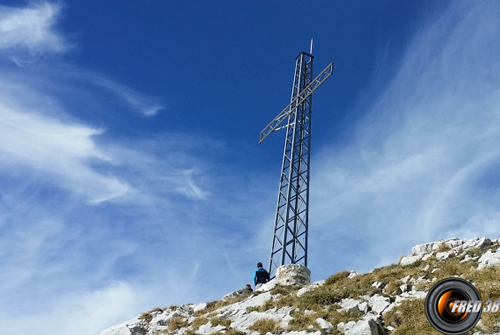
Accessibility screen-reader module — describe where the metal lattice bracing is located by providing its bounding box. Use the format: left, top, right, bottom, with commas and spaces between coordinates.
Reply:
260, 52, 333, 279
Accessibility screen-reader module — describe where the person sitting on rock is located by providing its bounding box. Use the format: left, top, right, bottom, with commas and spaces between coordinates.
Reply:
254, 262, 270, 289
223, 284, 253, 300
238, 284, 253, 295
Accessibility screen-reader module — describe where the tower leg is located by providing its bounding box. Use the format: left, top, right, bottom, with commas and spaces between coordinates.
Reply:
269, 52, 313, 279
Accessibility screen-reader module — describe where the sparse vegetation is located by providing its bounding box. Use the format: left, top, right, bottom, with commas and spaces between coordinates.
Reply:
208, 331, 246, 335
384, 299, 441, 335
384, 280, 402, 295
191, 317, 209, 330
297, 289, 343, 309
248, 318, 282, 335
135, 242, 500, 335
138, 307, 164, 323
270, 284, 300, 296
167, 317, 189, 332
139, 312, 153, 323
287, 310, 319, 331
316, 307, 364, 331
437, 243, 452, 252
324, 270, 351, 285
209, 317, 231, 328
246, 306, 261, 313
194, 294, 249, 317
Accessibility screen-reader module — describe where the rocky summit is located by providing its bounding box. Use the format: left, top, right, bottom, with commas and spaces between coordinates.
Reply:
100, 237, 500, 335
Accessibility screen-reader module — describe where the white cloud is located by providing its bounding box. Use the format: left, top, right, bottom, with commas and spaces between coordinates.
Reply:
0, 96, 129, 204
308, 1, 500, 277
0, 281, 149, 335
0, 4, 230, 334
94, 76, 164, 117
0, 2, 67, 61
4, 1, 500, 335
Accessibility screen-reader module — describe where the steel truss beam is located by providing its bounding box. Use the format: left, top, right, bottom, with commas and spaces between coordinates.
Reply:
260, 52, 333, 279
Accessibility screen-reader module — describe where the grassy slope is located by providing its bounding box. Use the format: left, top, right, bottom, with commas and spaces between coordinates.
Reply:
142, 243, 500, 335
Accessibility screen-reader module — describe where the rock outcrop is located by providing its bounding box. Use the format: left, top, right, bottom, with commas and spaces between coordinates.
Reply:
100, 237, 500, 335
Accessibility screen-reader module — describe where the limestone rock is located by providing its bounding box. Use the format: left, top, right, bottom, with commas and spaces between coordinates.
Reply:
348, 270, 360, 279
197, 323, 226, 335
99, 317, 143, 335
422, 252, 434, 261
411, 237, 462, 256
367, 295, 391, 315
255, 278, 280, 292
283, 332, 321, 335
399, 254, 423, 266
435, 251, 451, 261
337, 321, 346, 332
218, 292, 272, 313
460, 255, 478, 263
372, 281, 385, 290
100, 236, 500, 335
339, 298, 368, 313
478, 249, 500, 269
316, 317, 333, 330
296, 280, 325, 297
276, 264, 311, 286
344, 317, 386, 335
462, 237, 491, 250
193, 302, 207, 313
229, 306, 293, 331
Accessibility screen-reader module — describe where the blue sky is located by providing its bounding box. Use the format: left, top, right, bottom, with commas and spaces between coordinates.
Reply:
1, 1, 500, 334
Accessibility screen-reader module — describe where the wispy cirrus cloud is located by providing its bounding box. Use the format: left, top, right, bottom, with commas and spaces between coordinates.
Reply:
308, 1, 500, 277
0, 1, 168, 203
0, 2, 68, 62
0, 98, 128, 204
0, 3, 217, 334
94, 76, 164, 117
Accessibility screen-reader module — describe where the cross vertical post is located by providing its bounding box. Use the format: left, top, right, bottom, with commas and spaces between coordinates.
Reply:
260, 50, 333, 279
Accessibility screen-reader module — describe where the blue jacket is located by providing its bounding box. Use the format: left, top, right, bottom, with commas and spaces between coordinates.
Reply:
254, 268, 270, 285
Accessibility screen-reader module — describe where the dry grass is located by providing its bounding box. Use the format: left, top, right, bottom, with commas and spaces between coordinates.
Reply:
287, 310, 319, 331
469, 266, 500, 333
270, 284, 300, 296
248, 318, 282, 335
138, 307, 163, 323
191, 317, 209, 330
208, 331, 247, 335
324, 271, 351, 286
167, 317, 189, 332
384, 299, 441, 335
384, 280, 403, 295
246, 306, 261, 313
437, 243, 452, 252
164, 244, 500, 334
138, 312, 153, 323
210, 317, 231, 328
316, 306, 364, 328
194, 294, 249, 317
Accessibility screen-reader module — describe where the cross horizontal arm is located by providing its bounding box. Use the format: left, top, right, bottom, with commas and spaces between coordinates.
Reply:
259, 62, 334, 143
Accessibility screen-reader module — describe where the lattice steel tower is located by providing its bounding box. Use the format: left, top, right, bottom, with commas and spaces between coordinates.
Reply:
260, 48, 333, 278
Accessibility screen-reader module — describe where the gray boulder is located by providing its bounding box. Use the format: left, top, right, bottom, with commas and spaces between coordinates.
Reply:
462, 237, 491, 250
344, 317, 386, 335
276, 264, 311, 286
399, 254, 423, 266
478, 249, 500, 269
316, 317, 333, 331
368, 295, 391, 315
